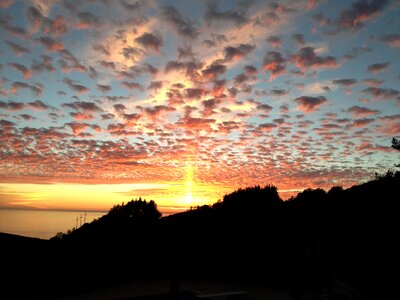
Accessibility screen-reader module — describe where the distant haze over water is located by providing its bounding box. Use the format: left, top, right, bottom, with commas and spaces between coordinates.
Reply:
0, 209, 106, 239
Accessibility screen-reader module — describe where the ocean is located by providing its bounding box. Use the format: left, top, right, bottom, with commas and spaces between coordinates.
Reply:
0, 209, 106, 240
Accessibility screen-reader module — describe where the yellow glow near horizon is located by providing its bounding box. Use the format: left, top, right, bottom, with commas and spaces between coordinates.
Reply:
0, 181, 234, 214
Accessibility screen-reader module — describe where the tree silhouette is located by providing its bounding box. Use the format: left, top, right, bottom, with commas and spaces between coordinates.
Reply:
392, 137, 400, 167
392, 137, 400, 151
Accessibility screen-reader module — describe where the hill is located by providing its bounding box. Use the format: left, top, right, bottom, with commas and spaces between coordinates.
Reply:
2, 171, 398, 299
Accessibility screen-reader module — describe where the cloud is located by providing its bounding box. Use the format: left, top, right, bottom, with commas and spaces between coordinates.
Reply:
142, 105, 175, 121
0, 17, 27, 37
98, 60, 116, 71
353, 118, 375, 128
58, 49, 90, 74
113, 104, 127, 115
263, 51, 286, 80
6, 41, 30, 56
257, 103, 273, 114
360, 87, 399, 100
224, 43, 255, 62
257, 123, 277, 131
367, 62, 390, 73
32, 55, 56, 73
65, 122, 93, 135
266, 36, 282, 49
380, 34, 400, 48
62, 78, 90, 94
184, 88, 205, 99
37, 36, 64, 52
377, 114, 400, 135
179, 115, 215, 133
27, 6, 69, 35
332, 78, 357, 86
203, 33, 228, 47
294, 96, 328, 113
97, 84, 111, 93
8, 63, 32, 79
0, 0, 13, 8
292, 47, 337, 71
62, 101, 102, 113
292, 33, 306, 47
148, 81, 163, 92
0, 101, 25, 111
27, 100, 49, 111
135, 32, 163, 53
123, 113, 141, 127
347, 105, 379, 117
201, 62, 227, 80
201, 98, 221, 117
311, 12, 332, 27
19, 114, 35, 121
307, 0, 321, 10
204, 1, 248, 26
75, 11, 100, 30
11, 81, 43, 96
362, 78, 384, 86
299, 81, 336, 95
122, 46, 142, 61
27, 5, 44, 32
337, 0, 389, 31
45, 15, 69, 36
270, 89, 289, 96
161, 5, 199, 38
121, 81, 144, 91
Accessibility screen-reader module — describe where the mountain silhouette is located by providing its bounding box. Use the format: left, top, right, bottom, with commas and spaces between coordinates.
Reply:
2, 170, 398, 299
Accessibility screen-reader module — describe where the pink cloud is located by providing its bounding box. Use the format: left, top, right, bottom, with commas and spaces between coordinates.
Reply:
377, 114, 400, 135
353, 118, 375, 128
62, 78, 90, 94
135, 32, 163, 53
6, 41, 30, 56
0, 0, 13, 8
338, 0, 389, 31
263, 51, 286, 80
65, 122, 90, 135
266, 36, 282, 49
75, 12, 99, 30
123, 113, 141, 127
224, 43, 255, 62
27, 100, 49, 111
292, 47, 337, 71
307, 0, 321, 10
361, 87, 399, 100
347, 105, 379, 117
294, 96, 328, 113
0, 101, 25, 111
367, 62, 390, 73
37, 36, 64, 52
380, 34, 400, 48
8, 63, 32, 79
11, 82, 43, 96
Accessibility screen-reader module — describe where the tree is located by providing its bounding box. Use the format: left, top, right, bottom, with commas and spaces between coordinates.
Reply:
392, 137, 400, 151
108, 198, 161, 222
392, 137, 400, 168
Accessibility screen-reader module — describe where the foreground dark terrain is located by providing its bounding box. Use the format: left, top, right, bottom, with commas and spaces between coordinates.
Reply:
2, 171, 398, 299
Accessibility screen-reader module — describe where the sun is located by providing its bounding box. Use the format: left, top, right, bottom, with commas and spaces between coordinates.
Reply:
186, 191, 192, 203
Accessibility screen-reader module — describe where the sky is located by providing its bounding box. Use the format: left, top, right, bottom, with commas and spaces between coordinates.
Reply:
0, 0, 399, 213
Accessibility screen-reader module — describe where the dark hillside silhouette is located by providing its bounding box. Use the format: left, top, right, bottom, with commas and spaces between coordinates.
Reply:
2, 172, 398, 299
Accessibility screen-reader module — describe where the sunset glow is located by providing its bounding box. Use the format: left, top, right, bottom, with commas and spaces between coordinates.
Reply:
0, 0, 399, 214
